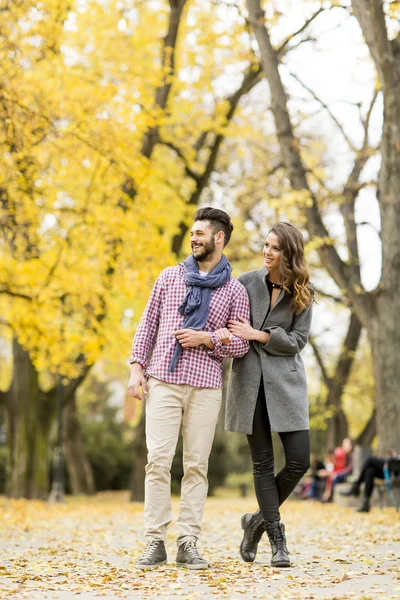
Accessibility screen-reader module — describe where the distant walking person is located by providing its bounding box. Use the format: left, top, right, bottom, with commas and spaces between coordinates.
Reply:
128, 207, 250, 570
223, 222, 314, 568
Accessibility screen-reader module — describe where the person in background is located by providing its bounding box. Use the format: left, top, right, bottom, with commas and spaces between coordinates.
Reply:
340, 449, 400, 512
298, 455, 330, 500
321, 438, 353, 503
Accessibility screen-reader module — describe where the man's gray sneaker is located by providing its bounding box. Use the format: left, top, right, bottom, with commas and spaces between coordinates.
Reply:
176, 540, 209, 569
136, 540, 167, 570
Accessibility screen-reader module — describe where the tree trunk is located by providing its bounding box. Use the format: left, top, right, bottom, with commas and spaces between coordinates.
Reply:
356, 408, 376, 446
130, 409, 146, 502
62, 393, 95, 495
369, 307, 400, 454
326, 410, 348, 450
310, 312, 362, 449
351, 0, 400, 454
6, 338, 53, 499
247, 0, 400, 452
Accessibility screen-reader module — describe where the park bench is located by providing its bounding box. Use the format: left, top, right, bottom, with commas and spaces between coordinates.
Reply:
374, 475, 400, 510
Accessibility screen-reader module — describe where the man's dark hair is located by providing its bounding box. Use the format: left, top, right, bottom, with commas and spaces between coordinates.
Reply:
194, 207, 234, 247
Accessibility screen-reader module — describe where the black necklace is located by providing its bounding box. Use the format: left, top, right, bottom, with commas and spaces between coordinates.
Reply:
267, 278, 283, 290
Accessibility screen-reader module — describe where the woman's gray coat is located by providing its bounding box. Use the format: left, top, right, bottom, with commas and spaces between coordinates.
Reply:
225, 267, 312, 434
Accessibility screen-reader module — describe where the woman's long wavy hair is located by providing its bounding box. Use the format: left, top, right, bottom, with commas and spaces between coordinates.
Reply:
268, 222, 314, 314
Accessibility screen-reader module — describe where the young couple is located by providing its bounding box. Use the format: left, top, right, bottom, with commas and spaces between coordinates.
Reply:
128, 207, 313, 570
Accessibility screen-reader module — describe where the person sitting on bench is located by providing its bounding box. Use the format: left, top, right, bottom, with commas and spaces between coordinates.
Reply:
322, 438, 353, 503
340, 450, 400, 512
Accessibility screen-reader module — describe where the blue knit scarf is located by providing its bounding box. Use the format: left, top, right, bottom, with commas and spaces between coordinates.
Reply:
169, 254, 232, 372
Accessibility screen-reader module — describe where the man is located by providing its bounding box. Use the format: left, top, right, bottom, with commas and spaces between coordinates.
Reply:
340, 450, 400, 512
128, 207, 250, 570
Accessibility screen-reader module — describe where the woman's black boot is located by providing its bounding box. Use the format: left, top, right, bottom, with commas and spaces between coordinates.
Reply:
239, 510, 264, 562
265, 520, 291, 568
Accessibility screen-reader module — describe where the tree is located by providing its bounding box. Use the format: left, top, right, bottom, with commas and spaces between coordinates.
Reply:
0, 0, 178, 497
310, 311, 363, 448
0, 0, 268, 498
245, 0, 399, 452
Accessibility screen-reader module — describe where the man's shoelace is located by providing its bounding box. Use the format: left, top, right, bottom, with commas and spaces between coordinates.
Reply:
142, 540, 161, 559
183, 541, 201, 559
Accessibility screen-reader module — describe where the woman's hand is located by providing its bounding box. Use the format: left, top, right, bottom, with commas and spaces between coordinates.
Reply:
228, 316, 256, 340
214, 327, 233, 345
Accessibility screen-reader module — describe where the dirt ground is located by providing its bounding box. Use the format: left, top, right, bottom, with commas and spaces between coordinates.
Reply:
0, 493, 399, 599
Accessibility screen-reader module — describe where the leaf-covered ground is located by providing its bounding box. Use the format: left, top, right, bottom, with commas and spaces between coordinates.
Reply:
0, 492, 399, 599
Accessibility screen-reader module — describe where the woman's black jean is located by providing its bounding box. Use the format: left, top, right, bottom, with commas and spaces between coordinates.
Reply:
247, 380, 310, 523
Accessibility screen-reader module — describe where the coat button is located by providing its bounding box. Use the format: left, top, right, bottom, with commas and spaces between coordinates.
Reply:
267, 379, 271, 383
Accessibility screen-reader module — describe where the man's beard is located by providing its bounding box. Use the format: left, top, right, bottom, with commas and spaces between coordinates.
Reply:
192, 237, 216, 262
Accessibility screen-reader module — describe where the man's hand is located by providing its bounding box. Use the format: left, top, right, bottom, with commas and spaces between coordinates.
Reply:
174, 329, 212, 348
215, 328, 233, 345
128, 363, 148, 401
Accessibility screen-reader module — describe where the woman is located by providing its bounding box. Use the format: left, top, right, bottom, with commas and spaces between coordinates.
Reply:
321, 437, 353, 503
221, 222, 314, 568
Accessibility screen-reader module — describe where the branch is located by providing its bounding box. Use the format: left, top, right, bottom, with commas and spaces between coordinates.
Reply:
245, 0, 371, 324
277, 7, 325, 56
309, 336, 331, 386
158, 140, 201, 182
361, 87, 380, 150
339, 90, 380, 286
171, 63, 263, 256
356, 220, 381, 239
312, 286, 348, 305
288, 70, 356, 150
141, 0, 188, 159
352, 0, 395, 89
334, 311, 363, 389
0, 289, 32, 300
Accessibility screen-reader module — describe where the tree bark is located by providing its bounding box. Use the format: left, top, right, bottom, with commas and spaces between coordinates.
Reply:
6, 338, 54, 499
62, 392, 95, 495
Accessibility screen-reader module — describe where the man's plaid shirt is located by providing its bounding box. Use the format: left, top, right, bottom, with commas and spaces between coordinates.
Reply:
129, 262, 250, 389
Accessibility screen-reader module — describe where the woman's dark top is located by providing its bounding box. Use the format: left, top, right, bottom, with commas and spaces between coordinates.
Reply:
264, 277, 283, 321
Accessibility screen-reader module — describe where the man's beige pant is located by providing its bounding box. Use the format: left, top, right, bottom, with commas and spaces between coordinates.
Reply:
144, 377, 222, 545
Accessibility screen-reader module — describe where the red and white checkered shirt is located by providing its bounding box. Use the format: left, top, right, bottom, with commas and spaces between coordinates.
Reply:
129, 262, 250, 389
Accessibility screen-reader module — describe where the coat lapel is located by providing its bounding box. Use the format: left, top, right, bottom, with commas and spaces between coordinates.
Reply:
251, 267, 270, 329
252, 266, 285, 329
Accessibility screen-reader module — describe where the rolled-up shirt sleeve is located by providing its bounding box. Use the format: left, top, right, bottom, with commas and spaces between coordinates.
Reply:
207, 283, 250, 359
261, 303, 312, 356
129, 271, 165, 367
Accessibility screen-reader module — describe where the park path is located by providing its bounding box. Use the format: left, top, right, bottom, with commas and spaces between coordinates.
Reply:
0, 493, 399, 600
